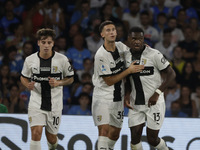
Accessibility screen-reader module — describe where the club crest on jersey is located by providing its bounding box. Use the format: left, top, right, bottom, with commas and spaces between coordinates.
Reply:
102, 65, 106, 71
97, 115, 102, 122
53, 66, 58, 72
141, 59, 147, 65
29, 117, 32, 123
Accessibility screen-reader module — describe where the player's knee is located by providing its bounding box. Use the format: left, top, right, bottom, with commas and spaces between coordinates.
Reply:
47, 134, 57, 144
147, 136, 159, 146
131, 136, 141, 145
108, 127, 121, 141
48, 137, 57, 144
31, 130, 42, 140
113, 133, 120, 140
109, 131, 120, 141
99, 129, 109, 136
98, 126, 109, 136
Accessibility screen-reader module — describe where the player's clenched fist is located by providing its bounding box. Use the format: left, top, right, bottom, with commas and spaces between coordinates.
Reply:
128, 61, 144, 74
48, 77, 59, 87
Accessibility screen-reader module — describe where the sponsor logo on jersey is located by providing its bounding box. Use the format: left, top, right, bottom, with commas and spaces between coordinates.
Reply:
101, 65, 106, 71
32, 74, 61, 82
112, 66, 123, 74
40, 67, 51, 72
32, 67, 38, 73
53, 66, 58, 72
139, 66, 154, 76
97, 115, 102, 122
115, 58, 121, 64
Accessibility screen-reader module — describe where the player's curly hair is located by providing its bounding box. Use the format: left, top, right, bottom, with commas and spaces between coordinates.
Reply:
36, 28, 56, 41
128, 27, 144, 35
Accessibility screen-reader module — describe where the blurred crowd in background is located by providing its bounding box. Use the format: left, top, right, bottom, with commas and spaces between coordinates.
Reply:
0, 0, 200, 118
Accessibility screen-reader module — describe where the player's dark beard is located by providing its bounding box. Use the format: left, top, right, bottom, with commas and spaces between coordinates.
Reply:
131, 45, 146, 59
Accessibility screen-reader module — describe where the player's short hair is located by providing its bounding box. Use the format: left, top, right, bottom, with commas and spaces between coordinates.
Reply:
36, 28, 56, 41
128, 27, 144, 36
99, 20, 115, 33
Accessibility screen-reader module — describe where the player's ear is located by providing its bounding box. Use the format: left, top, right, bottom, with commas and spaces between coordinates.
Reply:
127, 35, 131, 42
37, 40, 40, 46
101, 32, 104, 38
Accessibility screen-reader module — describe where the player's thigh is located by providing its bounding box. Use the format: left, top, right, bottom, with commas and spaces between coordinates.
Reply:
28, 108, 46, 127
46, 110, 62, 135
128, 106, 146, 128
92, 99, 110, 126
146, 102, 166, 130
109, 101, 124, 128
130, 123, 145, 144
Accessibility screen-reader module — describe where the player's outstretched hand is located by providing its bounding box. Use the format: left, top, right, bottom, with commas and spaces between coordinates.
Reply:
48, 77, 59, 87
28, 81, 35, 90
128, 61, 144, 74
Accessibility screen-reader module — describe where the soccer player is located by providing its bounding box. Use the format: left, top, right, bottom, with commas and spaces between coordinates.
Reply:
124, 27, 176, 150
92, 21, 144, 150
20, 28, 74, 150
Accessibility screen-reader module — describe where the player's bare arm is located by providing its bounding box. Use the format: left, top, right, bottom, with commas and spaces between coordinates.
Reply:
124, 76, 133, 110
148, 66, 176, 107
48, 76, 74, 87
103, 61, 144, 86
20, 76, 35, 90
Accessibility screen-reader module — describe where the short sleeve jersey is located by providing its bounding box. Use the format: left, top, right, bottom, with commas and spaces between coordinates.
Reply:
21, 51, 74, 111
92, 41, 129, 101
124, 46, 170, 105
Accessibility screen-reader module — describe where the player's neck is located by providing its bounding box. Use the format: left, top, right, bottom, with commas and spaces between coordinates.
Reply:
131, 45, 145, 54
39, 50, 53, 59
104, 41, 115, 52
